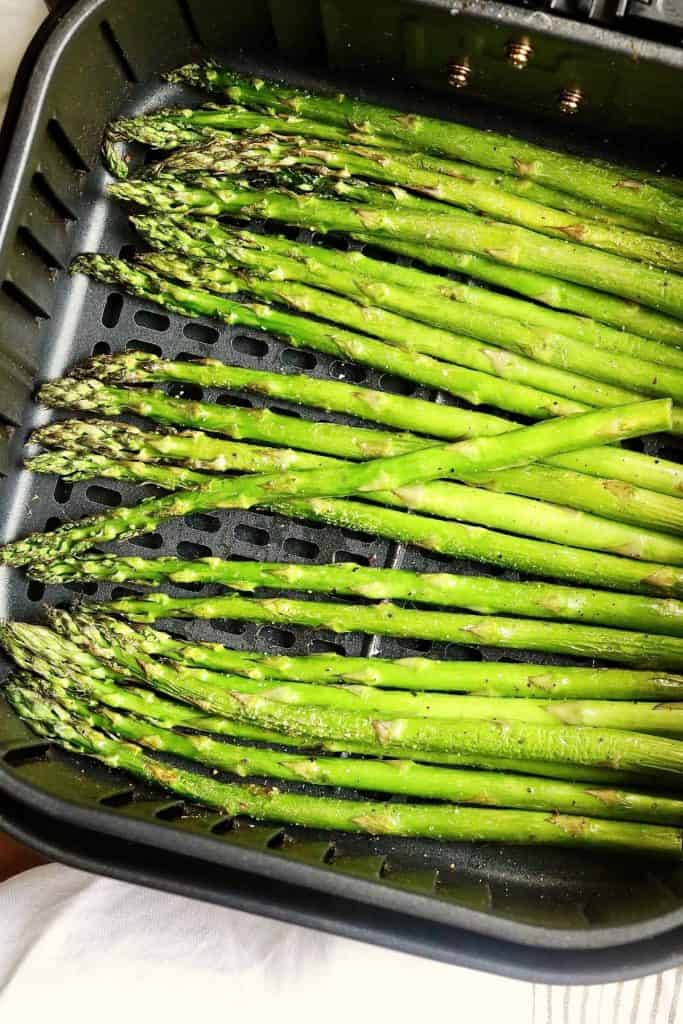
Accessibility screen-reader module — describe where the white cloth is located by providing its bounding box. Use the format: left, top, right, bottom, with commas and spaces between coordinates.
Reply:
1, 864, 682, 1023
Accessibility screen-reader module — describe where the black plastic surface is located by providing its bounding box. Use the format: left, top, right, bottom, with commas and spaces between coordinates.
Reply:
1, 0, 683, 982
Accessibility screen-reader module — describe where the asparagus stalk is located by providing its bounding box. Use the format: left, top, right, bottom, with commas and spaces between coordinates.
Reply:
167, 64, 683, 237
29, 425, 683, 596
74, 258, 581, 423
21, 621, 683, 776
95, 590, 683, 668
32, 554, 683, 639
56, 609, 683, 701
13, 620, 643, 782
116, 107, 669, 236
141, 218, 683, 371
172, 136, 683, 270
29, 438, 683, 569
12, 686, 682, 857
150, 242, 644, 415
25, 670, 683, 822
108, 176, 683, 317
71, 258, 683, 497
65, 355, 683, 524
7, 379, 668, 568
139, 247, 683, 406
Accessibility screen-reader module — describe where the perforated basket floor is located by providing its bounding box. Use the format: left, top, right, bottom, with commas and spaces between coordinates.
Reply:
2, 0, 683, 982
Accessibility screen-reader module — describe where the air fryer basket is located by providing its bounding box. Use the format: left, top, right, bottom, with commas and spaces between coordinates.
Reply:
1, 0, 683, 982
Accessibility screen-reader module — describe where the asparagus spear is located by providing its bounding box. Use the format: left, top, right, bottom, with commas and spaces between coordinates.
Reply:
31, 554, 683, 638
108, 176, 683, 316
20, 621, 683, 775
74, 259, 581, 423
29, 426, 683, 596
170, 136, 683, 270
139, 247, 683, 405
95, 590, 683, 668
14, 620, 643, 782
30, 419, 329, 473
11, 686, 682, 857
24, 670, 683, 822
56, 609, 683, 701
359, 235, 683, 347
29, 439, 683, 569
167, 64, 683, 236
115, 107, 669, 236
139, 217, 683, 371
7, 378, 668, 568
146, 245, 647, 415
64, 355, 683, 522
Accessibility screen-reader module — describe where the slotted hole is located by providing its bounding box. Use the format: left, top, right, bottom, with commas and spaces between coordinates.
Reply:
53, 478, 73, 504
119, 244, 137, 260
64, 580, 98, 595
99, 789, 136, 808
3, 743, 50, 767
47, 117, 89, 172
86, 485, 121, 507
330, 360, 366, 383
168, 382, 203, 401
111, 586, 141, 600
129, 533, 164, 549
173, 580, 204, 593
266, 830, 289, 850
177, 541, 211, 558
258, 626, 295, 648
210, 818, 235, 836
32, 172, 76, 221
234, 523, 269, 546
214, 619, 247, 635
26, 580, 45, 602
126, 339, 162, 355
177, 0, 202, 42
216, 393, 253, 408
155, 802, 187, 821
187, 513, 221, 533
281, 348, 316, 369
92, 341, 110, 356
2, 279, 49, 319
283, 537, 319, 559
333, 550, 371, 566
16, 225, 62, 270
270, 406, 302, 419
233, 335, 268, 357
184, 322, 219, 344
102, 293, 123, 327
134, 309, 170, 332
99, 20, 138, 82
309, 638, 346, 655
45, 516, 62, 531
380, 373, 415, 396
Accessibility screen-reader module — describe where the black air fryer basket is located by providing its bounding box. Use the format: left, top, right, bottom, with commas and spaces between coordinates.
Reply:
1, 0, 683, 983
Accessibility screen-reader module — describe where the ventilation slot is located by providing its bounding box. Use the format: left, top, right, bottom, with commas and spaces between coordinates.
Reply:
187, 513, 221, 533
26, 580, 45, 602
129, 533, 164, 550
126, 339, 162, 355
281, 348, 316, 370
184, 322, 218, 344
16, 225, 63, 270
100, 20, 138, 82
92, 341, 110, 356
2, 280, 49, 320
234, 523, 269, 547
233, 335, 268, 357
47, 117, 90, 172
155, 802, 187, 821
330, 360, 366, 383
334, 550, 371, 566
380, 373, 415, 395
102, 294, 123, 327
177, 541, 211, 559
258, 626, 296, 648
86, 485, 122, 507
53, 478, 73, 504
3, 743, 50, 767
99, 789, 136, 808
284, 537, 319, 559
168, 383, 203, 402
134, 309, 169, 332
32, 172, 76, 222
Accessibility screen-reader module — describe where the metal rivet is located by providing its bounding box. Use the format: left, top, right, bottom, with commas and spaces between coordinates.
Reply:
506, 39, 534, 69
558, 86, 583, 115
447, 57, 471, 89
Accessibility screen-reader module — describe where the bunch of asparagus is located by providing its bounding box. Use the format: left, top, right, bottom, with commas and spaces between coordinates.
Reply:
3, 62, 683, 856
